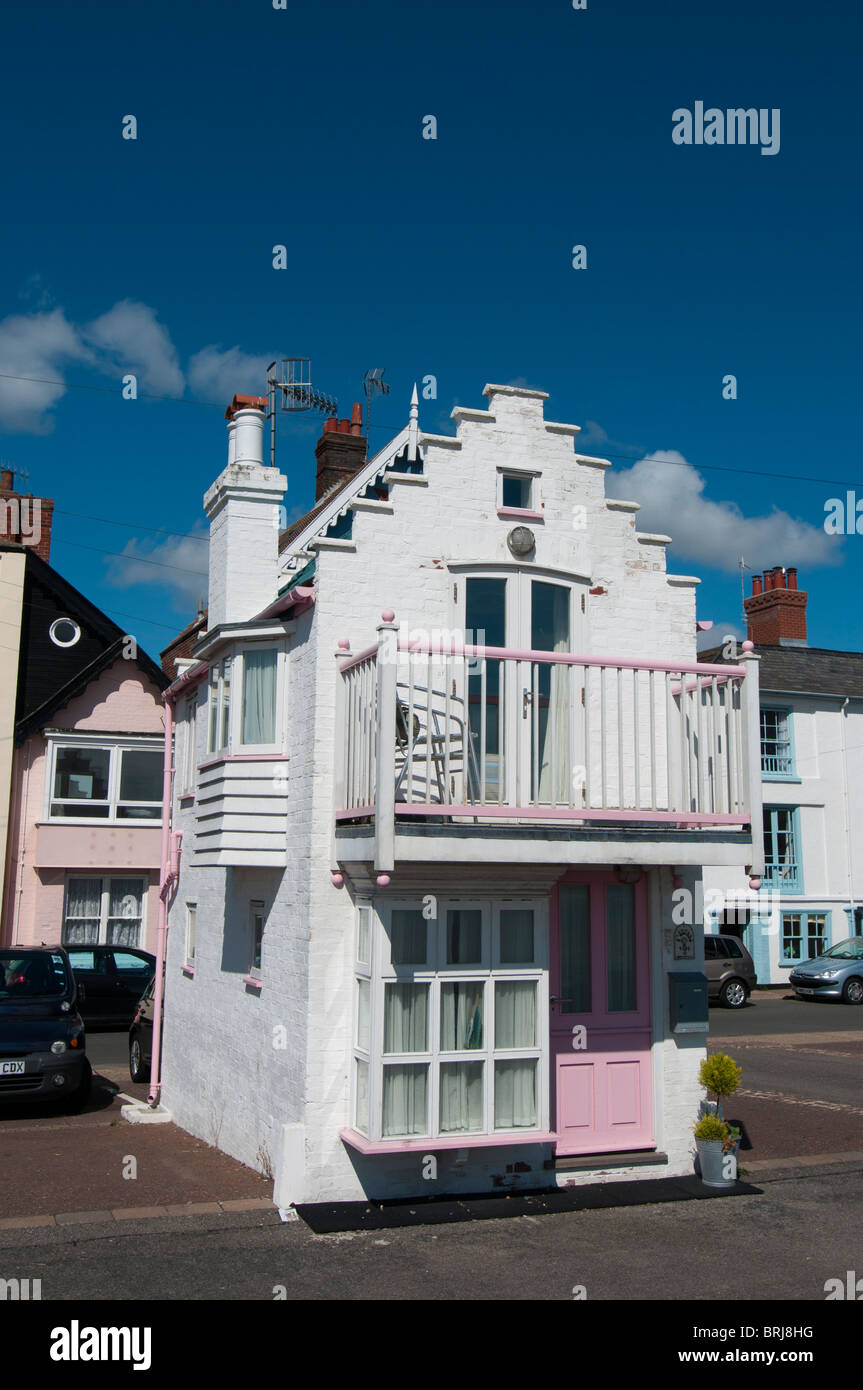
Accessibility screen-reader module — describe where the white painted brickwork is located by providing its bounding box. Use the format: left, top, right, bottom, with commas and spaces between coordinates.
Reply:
164, 385, 711, 1204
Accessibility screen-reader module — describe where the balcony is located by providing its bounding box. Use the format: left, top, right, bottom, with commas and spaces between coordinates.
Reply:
334, 620, 765, 875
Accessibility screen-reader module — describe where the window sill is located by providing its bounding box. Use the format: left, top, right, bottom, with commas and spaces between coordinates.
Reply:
762, 775, 801, 783
340, 1127, 557, 1155
496, 507, 544, 522
198, 753, 289, 771
181, 964, 195, 978
243, 975, 263, 991
178, 793, 195, 804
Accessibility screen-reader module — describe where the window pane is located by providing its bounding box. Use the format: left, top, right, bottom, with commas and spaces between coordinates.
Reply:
383, 983, 429, 1053
607, 884, 637, 1011
500, 909, 534, 963
241, 649, 277, 745
390, 910, 426, 965
502, 475, 530, 509
220, 661, 231, 748
63, 921, 99, 945
207, 673, 218, 753
440, 1061, 484, 1133
355, 1059, 369, 1134
252, 910, 264, 971
356, 978, 370, 1051
560, 884, 591, 1012
357, 907, 371, 965
494, 1059, 537, 1129
382, 1063, 428, 1136
495, 980, 536, 1048
119, 750, 162, 804
112, 951, 151, 977
107, 878, 143, 949
440, 981, 484, 1050
54, 747, 110, 802
446, 909, 482, 964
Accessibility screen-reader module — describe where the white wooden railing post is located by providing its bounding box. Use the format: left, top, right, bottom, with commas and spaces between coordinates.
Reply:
374, 610, 398, 874
738, 641, 764, 880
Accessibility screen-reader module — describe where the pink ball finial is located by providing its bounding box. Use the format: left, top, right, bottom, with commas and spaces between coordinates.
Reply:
331, 872, 344, 888
381, 610, 395, 623
376, 873, 391, 887
337, 638, 350, 651
748, 875, 761, 892
742, 640, 754, 653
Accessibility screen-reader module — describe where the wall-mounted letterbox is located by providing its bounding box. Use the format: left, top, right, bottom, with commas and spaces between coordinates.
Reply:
668, 971, 708, 1034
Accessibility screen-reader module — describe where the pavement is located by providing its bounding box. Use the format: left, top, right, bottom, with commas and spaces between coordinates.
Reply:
0, 996, 860, 1233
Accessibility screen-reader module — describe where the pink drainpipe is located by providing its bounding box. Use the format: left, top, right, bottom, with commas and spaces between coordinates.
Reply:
148, 694, 176, 1106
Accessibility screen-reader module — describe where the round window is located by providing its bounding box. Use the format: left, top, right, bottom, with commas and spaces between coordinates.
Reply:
49, 618, 81, 648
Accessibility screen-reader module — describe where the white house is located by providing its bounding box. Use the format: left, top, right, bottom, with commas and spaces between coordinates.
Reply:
157, 383, 764, 1209
703, 569, 863, 987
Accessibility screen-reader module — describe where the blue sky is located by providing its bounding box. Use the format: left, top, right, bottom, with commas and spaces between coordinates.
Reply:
0, 0, 860, 660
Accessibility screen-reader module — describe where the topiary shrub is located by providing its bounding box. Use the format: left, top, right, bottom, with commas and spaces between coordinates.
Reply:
699, 1052, 742, 1117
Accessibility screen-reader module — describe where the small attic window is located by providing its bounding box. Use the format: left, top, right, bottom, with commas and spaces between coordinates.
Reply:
50, 618, 81, 648
501, 474, 532, 510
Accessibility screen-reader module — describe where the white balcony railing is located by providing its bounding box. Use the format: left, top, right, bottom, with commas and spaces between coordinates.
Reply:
335, 617, 764, 873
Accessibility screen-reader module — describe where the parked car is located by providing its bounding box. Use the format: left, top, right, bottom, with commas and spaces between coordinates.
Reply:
0, 946, 91, 1108
789, 937, 863, 1004
64, 945, 155, 1026
704, 934, 757, 1008
128, 973, 162, 1083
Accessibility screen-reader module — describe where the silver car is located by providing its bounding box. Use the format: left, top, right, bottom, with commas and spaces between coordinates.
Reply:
789, 937, 863, 1004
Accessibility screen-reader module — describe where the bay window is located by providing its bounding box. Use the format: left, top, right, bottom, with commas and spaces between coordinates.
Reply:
204, 645, 282, 755
352, 899, 547, 1141
240, 648, 278, 746
48, 739, 162, 823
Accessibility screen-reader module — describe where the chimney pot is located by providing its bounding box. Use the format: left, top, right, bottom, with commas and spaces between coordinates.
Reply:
773, 566, 785, 588
350, 402, 363, 436
314, 408, 368, 501
787, 567, 798, 590
763, 571, 773, 591
743, 564, 807, 646
0, 469, 13, 491
752, 575, 763, 596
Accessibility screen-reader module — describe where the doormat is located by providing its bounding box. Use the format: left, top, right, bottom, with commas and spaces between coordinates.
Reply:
295, 1174, 762, 1234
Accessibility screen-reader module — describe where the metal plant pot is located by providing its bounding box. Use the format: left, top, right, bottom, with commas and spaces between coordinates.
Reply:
695, 1137, 739, 1187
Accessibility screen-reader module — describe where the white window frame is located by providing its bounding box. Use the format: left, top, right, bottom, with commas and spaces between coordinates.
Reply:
185, 902, 197, 968
496, 466, 541, 514
179, 694, 198, 795
46, 734, 164, 825
248, 900, 265, 980
207, 657, 233, 755
353, 897, 548, 1142
62, 875, 147, 948
235, 642, 285, 753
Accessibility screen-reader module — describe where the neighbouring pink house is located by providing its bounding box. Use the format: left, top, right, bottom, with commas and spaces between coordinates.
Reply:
0, 531, 170, 955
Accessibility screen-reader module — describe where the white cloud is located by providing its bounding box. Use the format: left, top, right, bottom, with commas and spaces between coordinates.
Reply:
84, 299, 184, 396
187, 345, 272, 404
697, 621, 745, 653
0, 308, 92, 434
606, 449, 840, 573
104, 523, 209, 609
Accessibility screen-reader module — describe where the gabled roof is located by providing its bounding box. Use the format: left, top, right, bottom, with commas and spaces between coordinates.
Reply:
14, 550, 169, 744
701, 642, 863, 698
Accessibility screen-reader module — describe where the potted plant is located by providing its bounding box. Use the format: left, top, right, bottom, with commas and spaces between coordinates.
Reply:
694, 1052, 743, 1187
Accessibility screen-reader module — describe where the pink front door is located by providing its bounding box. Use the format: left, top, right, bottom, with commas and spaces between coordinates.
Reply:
550, 872, 653, 1154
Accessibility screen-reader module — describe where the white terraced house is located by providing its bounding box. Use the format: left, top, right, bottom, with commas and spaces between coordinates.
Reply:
158, 382, 764, 1209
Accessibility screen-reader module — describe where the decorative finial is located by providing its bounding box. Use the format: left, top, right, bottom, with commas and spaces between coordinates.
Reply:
408, 384, 419, 460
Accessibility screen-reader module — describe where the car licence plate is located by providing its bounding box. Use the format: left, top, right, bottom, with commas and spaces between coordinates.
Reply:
795, 987, 815, 995
0, 1060, 25, 1075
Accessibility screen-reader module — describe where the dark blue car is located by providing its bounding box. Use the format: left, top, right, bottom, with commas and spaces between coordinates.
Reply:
0, 946, 91, 1107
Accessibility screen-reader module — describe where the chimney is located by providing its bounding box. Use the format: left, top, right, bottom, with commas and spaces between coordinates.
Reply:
203, 397, 287, 627
744, 567, 808, 647
0, 467, 53, 563
314, 403, 367, 501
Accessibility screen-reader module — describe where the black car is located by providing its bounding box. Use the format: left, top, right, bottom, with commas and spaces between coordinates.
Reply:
129, 974, 161, 1083
0, 946, 91, 1108
64, 945, 155, 1026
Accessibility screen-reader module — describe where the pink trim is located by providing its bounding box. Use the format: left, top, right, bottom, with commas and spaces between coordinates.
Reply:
335, 804, 376, 819
149, 696, 174, 1106
255, 586, 315, 620
397, 638, 746, 678
198, 753, 289, 770
497, 507, 544, 521
338, 643, 379, 674
243, 975, 263, 991
341, 1128, 558, 1155
181, 965, 195, 978
165, 662, 209, 701
178, 792, 195, 804
386, 804, 749, 826
673, 674, 734, 695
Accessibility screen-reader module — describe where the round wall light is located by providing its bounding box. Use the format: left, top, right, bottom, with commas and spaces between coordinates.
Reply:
507, 526, 535, 558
